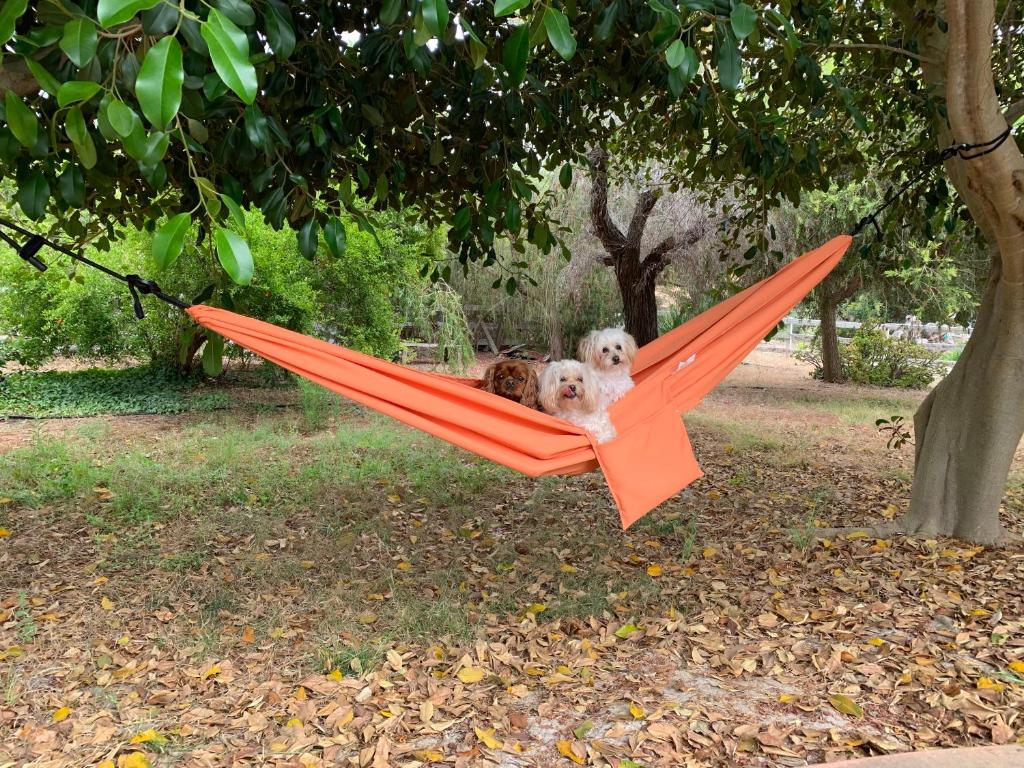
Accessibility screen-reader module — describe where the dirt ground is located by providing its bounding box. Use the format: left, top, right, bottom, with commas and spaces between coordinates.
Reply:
1, 347, 1022, 768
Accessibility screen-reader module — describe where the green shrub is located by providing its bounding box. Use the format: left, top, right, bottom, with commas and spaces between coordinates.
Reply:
800, 324, 943, 389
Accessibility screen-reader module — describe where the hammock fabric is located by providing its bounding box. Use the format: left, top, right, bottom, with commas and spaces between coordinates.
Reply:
188, 235, 851, 528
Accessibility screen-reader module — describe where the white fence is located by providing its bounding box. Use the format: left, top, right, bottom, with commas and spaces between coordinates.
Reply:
767, 316, 970, 355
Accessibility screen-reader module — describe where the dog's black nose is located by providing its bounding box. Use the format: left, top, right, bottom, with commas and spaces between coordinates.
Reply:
569, 384, 577, 393
612, 355, 620, 364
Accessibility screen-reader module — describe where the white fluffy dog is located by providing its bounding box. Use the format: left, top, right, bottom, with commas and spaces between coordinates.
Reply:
538, 360, 616, 443
578, 328, 638, 408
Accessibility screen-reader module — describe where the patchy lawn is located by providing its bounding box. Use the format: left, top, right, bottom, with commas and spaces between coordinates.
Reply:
1, 351, 1022, 767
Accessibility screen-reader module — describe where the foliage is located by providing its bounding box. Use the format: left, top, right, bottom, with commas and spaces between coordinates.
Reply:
1, 202, 448, 372
876, 414, 914, 450
0, 364, 227, 417
400, 280, 475, 373
310, 211, 426, 361
6, 0, 1018, 294
799, 324, 944, 389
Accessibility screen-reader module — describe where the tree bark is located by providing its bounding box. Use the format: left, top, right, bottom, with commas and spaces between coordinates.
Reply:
818, 294, 843, 383
816, 273, 862, 384
586, 147, 704, 346
890, 0, 1024, 543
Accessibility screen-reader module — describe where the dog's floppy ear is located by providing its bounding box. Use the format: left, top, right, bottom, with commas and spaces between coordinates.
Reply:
622, 330, 639, 363
538, 364, 560, 413
579, 366, 600, 412
577, 331, 597, 366
521, 366, 540, 409
481, 363, 498, 393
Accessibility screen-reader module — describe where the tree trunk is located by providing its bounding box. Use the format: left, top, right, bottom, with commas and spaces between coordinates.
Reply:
619, 267, 660, 346
818, 292, 844, 383
889, 0, 1024, 542
586, 147, 705, 348
902, 258, 1024, 543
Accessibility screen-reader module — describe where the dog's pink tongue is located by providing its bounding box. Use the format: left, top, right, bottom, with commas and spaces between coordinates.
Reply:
561, 386, 576, 398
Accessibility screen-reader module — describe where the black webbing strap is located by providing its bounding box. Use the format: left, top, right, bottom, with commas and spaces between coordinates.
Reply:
850, 126, 1015, 239
0, 217, 190, 317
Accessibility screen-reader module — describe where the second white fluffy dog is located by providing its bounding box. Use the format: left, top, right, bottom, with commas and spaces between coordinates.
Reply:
578, 327, 638, 407
538, 360, 616, 443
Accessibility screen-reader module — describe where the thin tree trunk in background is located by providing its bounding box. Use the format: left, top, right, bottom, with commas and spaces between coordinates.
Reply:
818, 293, 843, 383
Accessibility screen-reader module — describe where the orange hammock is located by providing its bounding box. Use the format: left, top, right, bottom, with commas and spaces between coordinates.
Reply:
188, 235, 851, 528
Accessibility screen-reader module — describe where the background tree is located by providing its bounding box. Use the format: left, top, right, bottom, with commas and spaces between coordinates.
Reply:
585, 147, 707, 345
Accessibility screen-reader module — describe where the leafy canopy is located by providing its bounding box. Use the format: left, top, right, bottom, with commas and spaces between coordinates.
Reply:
2, 0, 1016, 292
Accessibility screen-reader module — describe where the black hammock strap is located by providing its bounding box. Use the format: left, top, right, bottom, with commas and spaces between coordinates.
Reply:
0, 125, 1016, 317
0, 216, 190, 318
850, 125, 1014, 238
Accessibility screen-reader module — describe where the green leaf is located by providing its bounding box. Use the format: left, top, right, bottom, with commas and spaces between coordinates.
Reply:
73, 131, 97, 168
573, 720, 594, 740
648, 0, 679, 20
494, 0, 529, 16
297, 217, 318, 258
716, 27, 742, 91
827, 694, 864, 718
222, 194, 246, 229
214, 0, 255, 27
324, 216, 346, 258
559, 163, 572, 189
56, 81, 102, 107
678, 44, 699, 82
16, 170, 49, 220
214, 227, 254, 284
106, 98, 139, 137
422, 0, 448, 37
614, 623, 642, 638
135, 36, 184, 128
97, 0, 164, 28
380, 0, 402, 25
23, 58, 60, 96
57, 164, 85, 207
0, 0, 27, 46
543, 8, 576, 60
5, 91, 38, 148
666, 39, 686, 69
595, 1, 618, 39
153, 212, 190, 270
730, 2, 757, 40
264, 0, 295, 58
502, 24, 530, 86
195, 176, 221, 216
64, 105, 88, 144
202, 333, 224, 376
201, 9, 258, 104
60, 19, 98, 67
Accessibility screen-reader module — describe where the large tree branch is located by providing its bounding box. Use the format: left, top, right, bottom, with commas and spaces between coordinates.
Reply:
586, 147, 626, 255
1005, 98, 1024, 126
0, 59, 39, 98
639, 223, 706, 285
625, 188, 659, 248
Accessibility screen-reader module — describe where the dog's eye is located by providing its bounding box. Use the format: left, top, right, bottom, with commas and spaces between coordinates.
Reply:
559, 377, 566, 382
602, 347, 609, 353
615, 344, 622, 350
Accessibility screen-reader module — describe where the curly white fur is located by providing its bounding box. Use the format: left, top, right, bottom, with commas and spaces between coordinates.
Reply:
578, 328, 638, 408
538, 360, 616, 443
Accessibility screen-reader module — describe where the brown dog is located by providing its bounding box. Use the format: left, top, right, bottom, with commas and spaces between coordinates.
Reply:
482, 360, 539, 408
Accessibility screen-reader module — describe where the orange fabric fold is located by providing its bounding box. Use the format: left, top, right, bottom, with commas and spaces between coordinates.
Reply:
188, 235, 851, 528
